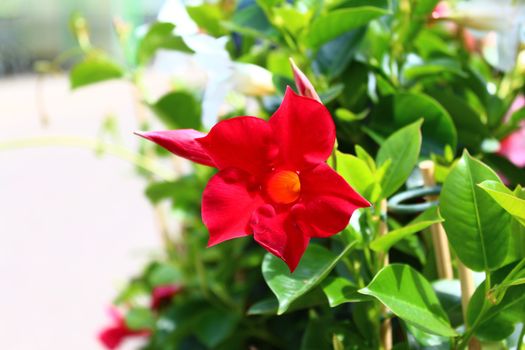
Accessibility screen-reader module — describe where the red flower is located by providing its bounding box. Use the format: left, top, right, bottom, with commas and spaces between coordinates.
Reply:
98, 307, 149, 349
150, 284, 182, 310
137, 87, 369, 271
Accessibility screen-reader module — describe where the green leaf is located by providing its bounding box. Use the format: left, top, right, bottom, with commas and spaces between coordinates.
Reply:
192, 308, 239, 348
429, 90, 488, 150
369, 92, 457, 155
467, 263, 525, 341
137, 22, 192, 65
376, 120, 422, 198
335, 151, 375, 200
370, 206, 443, 252
186, 4, 226, 37
322, 276, 373, 307
247, 288, 325, 315
125, 307, 155, 330
305, 7, 388, 48
478, 181, 525, 226
70, 55, 124, 89
262, 242, 356, 314
314, 28, 366, 79
148, 263, 181, 287
359, 264, 457, 337
440, 151, 513, 271
151, 91, 201, 129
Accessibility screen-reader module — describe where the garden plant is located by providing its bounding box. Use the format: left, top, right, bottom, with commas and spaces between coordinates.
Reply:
32, 0, 525, 349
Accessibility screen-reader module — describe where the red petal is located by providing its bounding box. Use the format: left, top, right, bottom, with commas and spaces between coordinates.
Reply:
250, 204, 309, 272
135, 129, 215, 167
202, 168, 264, 246
289, 58, 321, 102
296, 163, 370, 237
98, 327, 128, 350
270, 87, 335, 170
198, 116, 277, 177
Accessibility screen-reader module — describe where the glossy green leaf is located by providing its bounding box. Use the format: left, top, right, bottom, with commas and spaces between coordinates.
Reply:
369, 92, 457, 155
70, 55, 124, 89
359, 264, 457, 337
314, 28, 366, 79
262, 242, 356, 314
305, 7, 388, 48
478, 181, 525, 226
467, 263, 525, 341
247, 289, 325, 315
429, 90, 488, 150
137, 22, 192, 65
370, 206, 443, 252
151, 91, 201, 129
322, 276, 372, 307
335, 151, 375, 200
376, 120, 422, 198
440, 151, 513, 271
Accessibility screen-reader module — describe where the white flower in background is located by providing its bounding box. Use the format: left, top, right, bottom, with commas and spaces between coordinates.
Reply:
154, 0, 275, 129
434, 0, 525, 71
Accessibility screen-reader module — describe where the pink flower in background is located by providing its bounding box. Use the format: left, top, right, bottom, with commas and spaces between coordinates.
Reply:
98, 307, 149, 350
150, 284, 182, 310
498, 95, 525, 168
499, 126, 525, 167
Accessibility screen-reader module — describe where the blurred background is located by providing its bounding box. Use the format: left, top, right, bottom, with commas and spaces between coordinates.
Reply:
0, 1, 166, 349
2, 0, 525, 349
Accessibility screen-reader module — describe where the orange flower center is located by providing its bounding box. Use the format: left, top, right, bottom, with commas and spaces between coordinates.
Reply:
266, 170, 301, 204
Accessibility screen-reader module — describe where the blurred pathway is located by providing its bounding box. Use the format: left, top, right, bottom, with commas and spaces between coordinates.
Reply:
0, 75, 162, 350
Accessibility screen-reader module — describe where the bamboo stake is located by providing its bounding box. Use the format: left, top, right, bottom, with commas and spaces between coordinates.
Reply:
379, 199, 392, 350
458, 261, 480, 350
419, 161, 453, 280
419, 161, 477, 348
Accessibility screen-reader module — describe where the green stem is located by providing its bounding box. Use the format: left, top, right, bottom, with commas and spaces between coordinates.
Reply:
0, 136, 174, 180
457, 271, 492, 349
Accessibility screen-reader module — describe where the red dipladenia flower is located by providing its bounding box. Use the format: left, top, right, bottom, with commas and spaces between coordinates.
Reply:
150, 284, 183, 310
137, 87, 370, 271
98, 307, 149, 349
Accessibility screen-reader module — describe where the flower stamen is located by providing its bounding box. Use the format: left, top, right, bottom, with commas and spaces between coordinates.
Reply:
266, 170, 301, 204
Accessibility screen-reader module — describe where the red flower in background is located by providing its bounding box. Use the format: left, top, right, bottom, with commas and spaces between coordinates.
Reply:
137, 82, 369, 271
150, 284, 182, 310
98, 307, 149, 350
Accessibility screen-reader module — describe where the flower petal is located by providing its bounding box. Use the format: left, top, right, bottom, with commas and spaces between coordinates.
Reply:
296, 163, 370, 237
270, 87, 335, 170
203, 168, 264, 247
99, 327, 128, 350
198, 116, 277, 177
250, 204, 309, 272
289, 58, 321, 102
498, 124, 525, 167
135, 129, 215, 166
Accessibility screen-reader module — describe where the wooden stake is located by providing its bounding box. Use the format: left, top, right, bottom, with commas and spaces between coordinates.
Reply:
379, 199, 392, 350
419, 161, 453, 280
458, 261, 475, 323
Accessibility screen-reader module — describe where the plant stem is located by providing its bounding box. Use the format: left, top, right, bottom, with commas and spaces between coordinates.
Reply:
457, 271, 492, 349
0, 136, 174, 180
377, 199, 392, 350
